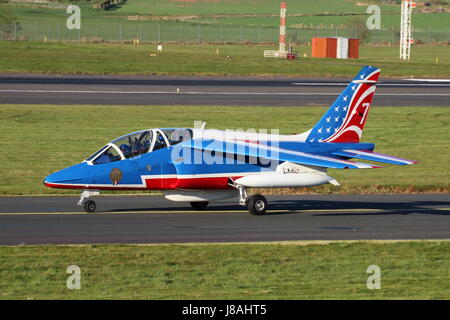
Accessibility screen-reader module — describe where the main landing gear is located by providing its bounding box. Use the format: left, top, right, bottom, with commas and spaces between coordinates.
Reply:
238, 186, 267, 215
77, 188, 267, 215
78, 190, 100, 213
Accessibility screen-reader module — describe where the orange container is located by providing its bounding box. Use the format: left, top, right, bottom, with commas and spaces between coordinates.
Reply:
326, 38, 337, 58
348, 38, 359, 59
312, 37, 337, 58
312, 37, 359, 59
312, 38, 327, 58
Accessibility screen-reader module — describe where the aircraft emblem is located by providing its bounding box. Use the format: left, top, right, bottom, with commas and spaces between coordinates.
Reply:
110, 168, 122, 186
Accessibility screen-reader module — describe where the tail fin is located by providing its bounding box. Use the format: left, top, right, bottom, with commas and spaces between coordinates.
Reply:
307, 66, 380, 143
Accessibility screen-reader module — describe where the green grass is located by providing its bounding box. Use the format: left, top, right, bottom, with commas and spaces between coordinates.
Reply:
0, 105, 448, 195
4, 0, 398, 19
1, 42, 450, 77
206, 12, 450, 30
1, 241, 449, 299
2, 1, 449, 43
111, 0, 398, 16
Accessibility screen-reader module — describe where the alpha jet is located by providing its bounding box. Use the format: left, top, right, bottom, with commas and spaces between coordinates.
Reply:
44, 66, 416, 214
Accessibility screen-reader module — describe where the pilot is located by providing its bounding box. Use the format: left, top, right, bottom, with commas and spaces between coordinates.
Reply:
143, 140, 151, 153
119, 144, 132, 158
153, 134, 166, 151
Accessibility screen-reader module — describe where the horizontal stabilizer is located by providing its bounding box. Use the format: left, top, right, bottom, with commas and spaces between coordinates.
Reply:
179, 139, 382, 169
333, 150, 416, 165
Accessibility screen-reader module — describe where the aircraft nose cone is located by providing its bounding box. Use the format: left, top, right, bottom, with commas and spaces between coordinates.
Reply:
44, 163, 87, 188
43, 172, 59, 187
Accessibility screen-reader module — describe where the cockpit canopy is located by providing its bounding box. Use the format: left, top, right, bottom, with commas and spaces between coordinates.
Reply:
85, 128, 192, 165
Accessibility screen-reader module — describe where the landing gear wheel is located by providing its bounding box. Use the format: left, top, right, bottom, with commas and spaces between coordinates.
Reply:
247, 194, 267, 215
84, 200, 96, 213
190, 201, 209, 210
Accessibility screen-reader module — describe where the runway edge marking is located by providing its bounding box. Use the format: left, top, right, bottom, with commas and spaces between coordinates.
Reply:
2, 239, 449, 248
0, 208, 448, 215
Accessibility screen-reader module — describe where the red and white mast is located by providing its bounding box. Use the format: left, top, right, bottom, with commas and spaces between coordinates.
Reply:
279, 1, 287, 54
400, 0, 415, 60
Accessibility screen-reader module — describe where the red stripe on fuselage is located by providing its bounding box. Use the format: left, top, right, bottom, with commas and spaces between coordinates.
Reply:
44, 182, 148, 190
44, 176, 243, 191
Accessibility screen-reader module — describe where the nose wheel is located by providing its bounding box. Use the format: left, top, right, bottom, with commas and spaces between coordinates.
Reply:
83, 200, 96, 213
78, 190, 100, 213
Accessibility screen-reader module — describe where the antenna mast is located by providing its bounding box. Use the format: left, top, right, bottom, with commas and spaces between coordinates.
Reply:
400, 0, 415, 60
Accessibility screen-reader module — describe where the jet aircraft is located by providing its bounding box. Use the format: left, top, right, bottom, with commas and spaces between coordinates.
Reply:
44, 66, 416, 214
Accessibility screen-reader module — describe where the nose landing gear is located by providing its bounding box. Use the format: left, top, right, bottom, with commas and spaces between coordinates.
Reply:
78, 190, 100, 213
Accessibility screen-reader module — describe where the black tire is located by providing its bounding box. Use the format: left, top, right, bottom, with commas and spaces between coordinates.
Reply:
190, 201, 209, 210
84, 200, 96, 213
247, 194, 267, 215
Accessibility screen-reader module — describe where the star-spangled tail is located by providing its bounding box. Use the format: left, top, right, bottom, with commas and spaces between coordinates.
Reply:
306, 66, 381, 144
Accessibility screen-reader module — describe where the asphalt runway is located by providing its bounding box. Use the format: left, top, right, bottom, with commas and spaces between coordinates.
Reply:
1, 74, 449, 106
0, 194, 448, 245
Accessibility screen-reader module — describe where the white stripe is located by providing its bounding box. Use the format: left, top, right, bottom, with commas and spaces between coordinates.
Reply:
0, 90, 449, 96
343, 150, 414, 164
403, 79, 450, 82
333, 126, 363, 140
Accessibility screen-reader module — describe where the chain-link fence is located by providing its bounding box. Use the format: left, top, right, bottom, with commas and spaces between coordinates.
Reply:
1, 21, 450, 44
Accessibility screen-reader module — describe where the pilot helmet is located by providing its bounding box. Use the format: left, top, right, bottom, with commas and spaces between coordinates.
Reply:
120, 144, 131, 156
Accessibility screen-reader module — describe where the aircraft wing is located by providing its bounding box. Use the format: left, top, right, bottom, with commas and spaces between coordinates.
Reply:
177, 139, 381, 169
332, 149, 416, 165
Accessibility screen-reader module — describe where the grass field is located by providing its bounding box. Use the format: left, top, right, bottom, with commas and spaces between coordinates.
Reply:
1, 42, 450, 78
107, 0, 398, 16
0, 104, 448, 195
204, 12, 450, 30
0, 0, 399, 21
5, 0, 447, 31
1, 241, 449, 299
1, 0, 449, 43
